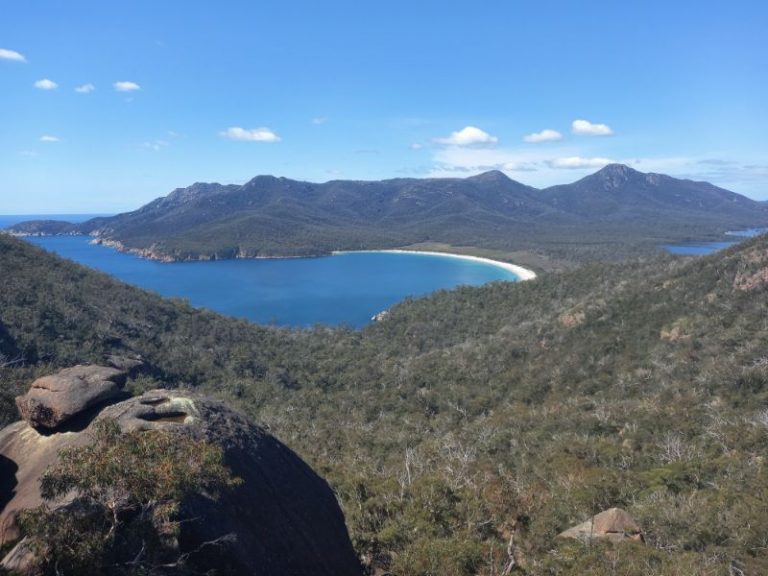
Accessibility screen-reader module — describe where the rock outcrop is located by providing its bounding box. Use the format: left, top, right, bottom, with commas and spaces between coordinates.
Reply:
15, 364, 127, 430
558, 508, 643, 544
0, 365, 362, 576
104, 353, 146, 375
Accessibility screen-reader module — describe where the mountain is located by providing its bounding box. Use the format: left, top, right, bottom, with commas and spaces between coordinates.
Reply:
545, 163, 759, 220
1, 231, 768, 573
6, 164, 768, 263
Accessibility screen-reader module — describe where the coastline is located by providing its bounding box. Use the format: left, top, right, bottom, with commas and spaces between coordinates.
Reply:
333, 249, 537, 281
23, 234, 538, 279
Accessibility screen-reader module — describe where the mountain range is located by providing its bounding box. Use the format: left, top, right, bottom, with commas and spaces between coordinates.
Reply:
7, 164, 767, 264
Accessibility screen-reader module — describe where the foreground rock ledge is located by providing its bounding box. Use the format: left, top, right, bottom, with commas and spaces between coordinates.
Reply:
0, 366, 362, 576
15, 364, 127, 430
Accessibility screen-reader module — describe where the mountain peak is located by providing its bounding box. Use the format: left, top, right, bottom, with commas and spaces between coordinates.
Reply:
594, 163, 641, 178
467, 170, 512, 184
244, 174, 282, 186
165, 182, 226, 203
583, 163, 646, 190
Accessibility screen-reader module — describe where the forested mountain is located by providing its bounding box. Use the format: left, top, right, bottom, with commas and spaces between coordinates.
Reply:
545, 163, 759, 219
2, 232, 768, 574
8, 165, 767, 263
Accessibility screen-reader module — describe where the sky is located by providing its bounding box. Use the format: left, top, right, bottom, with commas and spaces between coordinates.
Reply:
1, 0, 767, 213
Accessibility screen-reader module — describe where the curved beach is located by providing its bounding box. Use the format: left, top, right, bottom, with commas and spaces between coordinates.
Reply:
333, 249, 537, 281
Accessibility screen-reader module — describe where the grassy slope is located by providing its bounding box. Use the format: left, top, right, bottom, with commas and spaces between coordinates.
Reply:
1, 233, 768, 574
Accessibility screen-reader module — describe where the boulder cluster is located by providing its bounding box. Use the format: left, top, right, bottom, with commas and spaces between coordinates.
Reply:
0, 363, 362, 575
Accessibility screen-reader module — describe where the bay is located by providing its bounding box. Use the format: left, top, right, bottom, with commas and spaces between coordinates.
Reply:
23, 235, 520, 328
663, 228, 765, 255
663, 241, 737, 255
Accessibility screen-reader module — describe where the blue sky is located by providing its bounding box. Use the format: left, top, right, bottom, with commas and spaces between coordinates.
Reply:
1, 0, 766, 213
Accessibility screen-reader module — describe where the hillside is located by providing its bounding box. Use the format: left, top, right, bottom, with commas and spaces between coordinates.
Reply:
1, 232, 768, 573
8, 165, 768, 264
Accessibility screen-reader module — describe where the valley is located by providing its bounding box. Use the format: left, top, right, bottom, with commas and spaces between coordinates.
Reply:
1, 231, 767, 573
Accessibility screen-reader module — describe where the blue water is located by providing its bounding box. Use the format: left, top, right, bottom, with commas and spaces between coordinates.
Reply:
663, 241, 738, 255
663, 228, 765, 255
23, 236, 520, 328
726, 228, 766, 238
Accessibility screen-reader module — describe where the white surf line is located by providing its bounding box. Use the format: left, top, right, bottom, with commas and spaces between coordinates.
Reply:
332, 249, 537, 281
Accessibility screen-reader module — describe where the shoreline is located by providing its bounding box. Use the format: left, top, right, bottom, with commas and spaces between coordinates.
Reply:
25, 234, 538, 279
333, 249, 537, 281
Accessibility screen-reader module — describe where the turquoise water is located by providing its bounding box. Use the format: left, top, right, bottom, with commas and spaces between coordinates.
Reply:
23, 236, 520, 328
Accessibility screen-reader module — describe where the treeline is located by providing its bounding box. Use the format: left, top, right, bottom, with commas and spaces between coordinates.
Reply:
1, 233, 768, 574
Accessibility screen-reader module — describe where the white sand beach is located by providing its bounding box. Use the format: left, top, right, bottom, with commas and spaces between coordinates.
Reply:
333, 249, 537, 281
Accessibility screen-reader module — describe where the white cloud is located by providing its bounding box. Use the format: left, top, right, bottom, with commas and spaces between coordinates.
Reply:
75, 83, 95, 93
523, 129, 562, 143
434, 126, 498, 147
572, 119, 613, 136
0, 48, 26, 62
311, 117, 328, 125
423, 145, 768, 198
143, 139, 169, 151
426, 145, 621, 187
220, 127, 281, 142
410, 143, 424, 150
34, 79, 58, 90
549, 156, 613, 169
429, 146, 557, 183
113, 81, 141, 92
40, 135, 60, 143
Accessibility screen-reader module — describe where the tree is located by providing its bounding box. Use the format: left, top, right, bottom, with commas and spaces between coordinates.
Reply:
19, 420, 240, 575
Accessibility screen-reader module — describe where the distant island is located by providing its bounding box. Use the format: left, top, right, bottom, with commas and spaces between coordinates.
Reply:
7, 164, 768, 268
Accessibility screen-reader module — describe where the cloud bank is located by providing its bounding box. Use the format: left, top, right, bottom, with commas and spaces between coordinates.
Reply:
549, 156, 613, 169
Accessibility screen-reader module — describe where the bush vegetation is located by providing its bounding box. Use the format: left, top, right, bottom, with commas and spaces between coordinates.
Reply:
19, 420, 239, 575
1, 233, 768, 574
